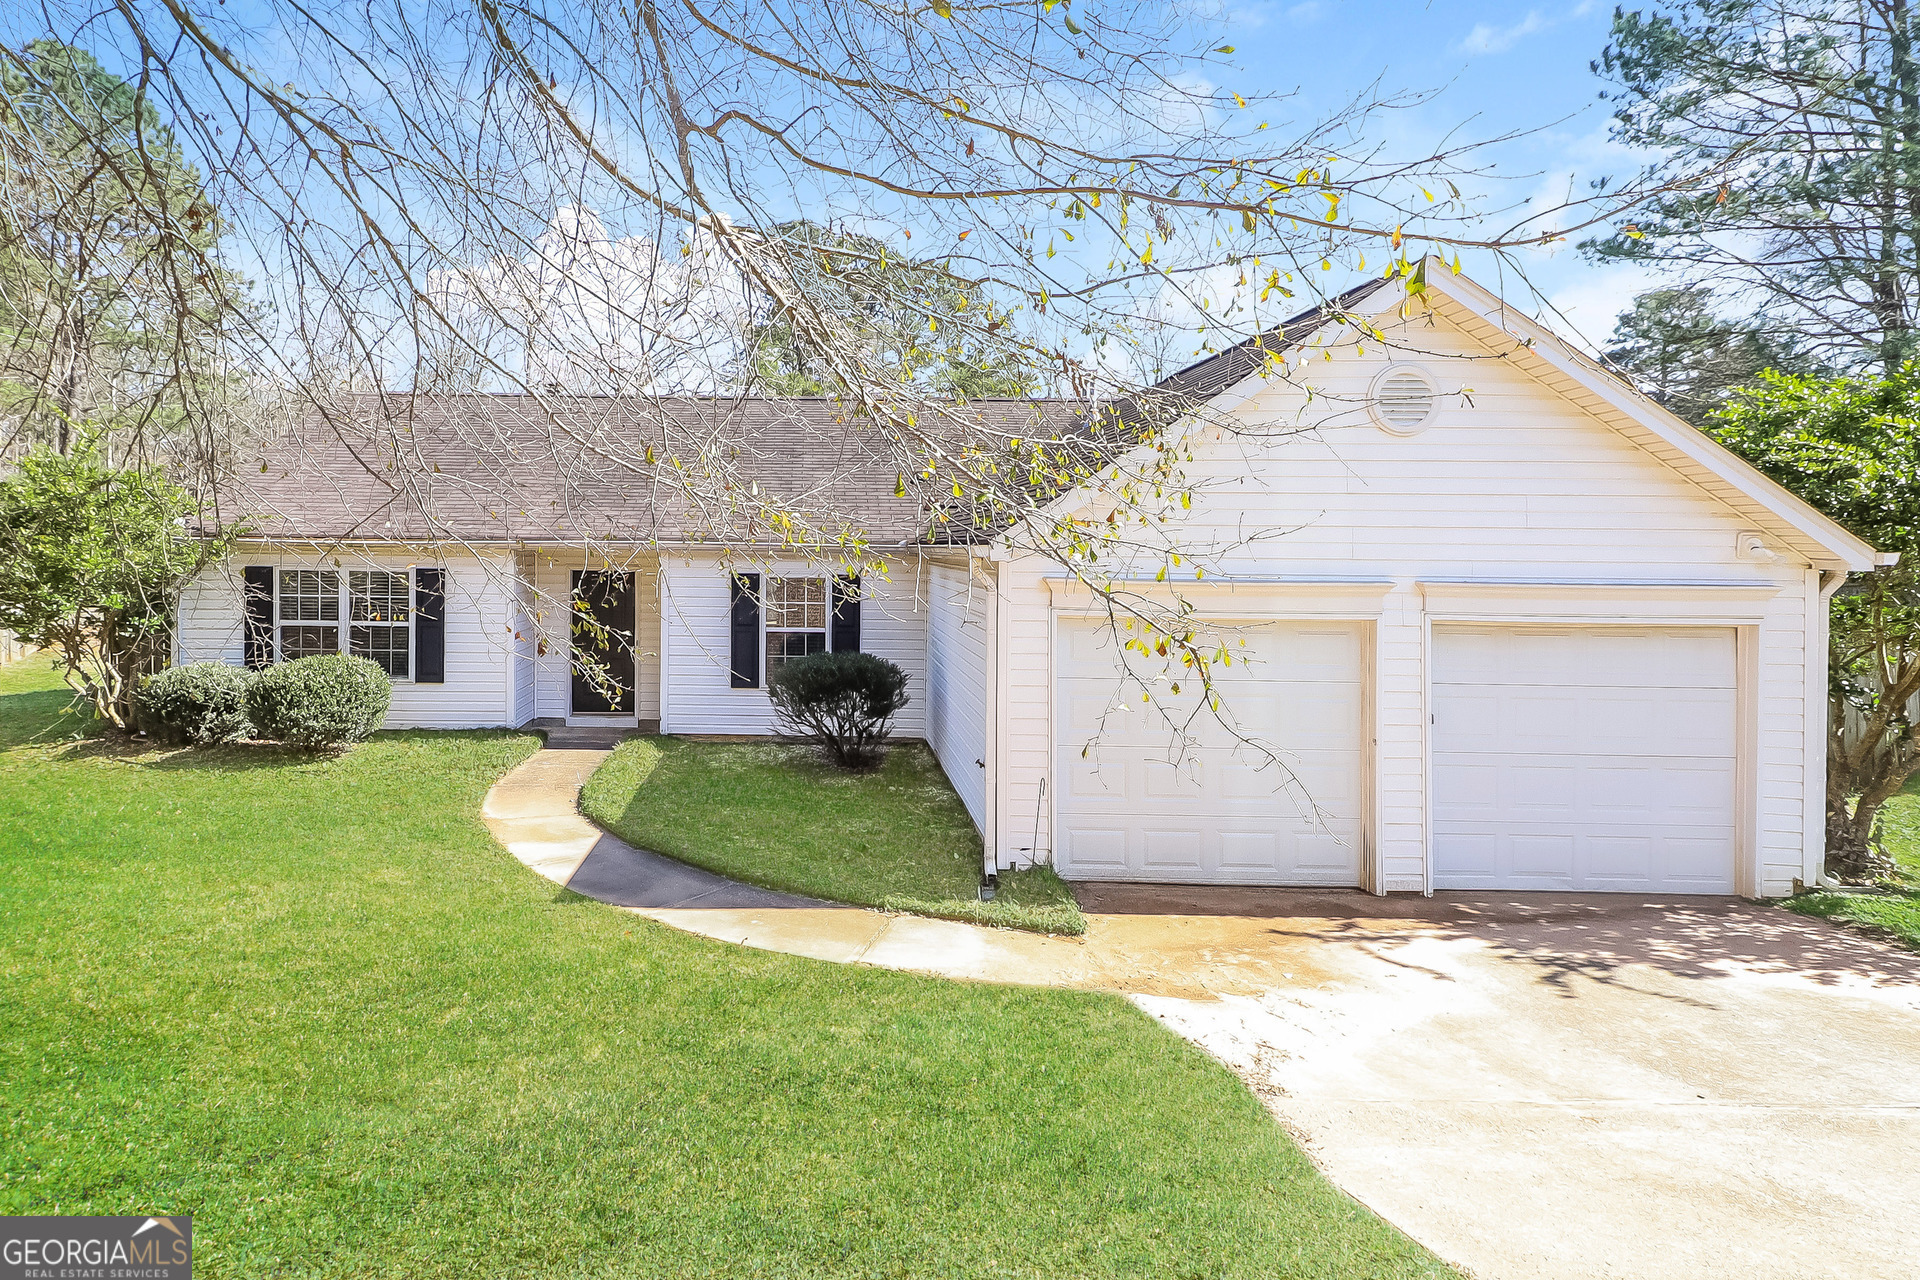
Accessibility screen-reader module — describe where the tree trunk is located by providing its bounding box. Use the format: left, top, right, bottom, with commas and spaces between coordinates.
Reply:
1827, 798, 1899, 881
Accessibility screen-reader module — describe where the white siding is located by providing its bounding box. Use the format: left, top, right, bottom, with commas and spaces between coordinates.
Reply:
510, 552, 537, 726
989, 304, 1820, 896
660, 551, 928, 737
926, 560, 990, 831
175, 546, 521, 729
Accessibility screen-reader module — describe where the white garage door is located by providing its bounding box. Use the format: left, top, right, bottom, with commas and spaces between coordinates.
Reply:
1432, 626, 1738, 893
1054, 618, 1364, 885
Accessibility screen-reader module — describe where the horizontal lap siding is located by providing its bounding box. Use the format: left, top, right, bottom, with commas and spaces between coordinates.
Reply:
660, 551, 928, 738
926, 563, 989, 831
511, 553, 537, 725
991, 308, 1817, 891
176, 548, 519, 729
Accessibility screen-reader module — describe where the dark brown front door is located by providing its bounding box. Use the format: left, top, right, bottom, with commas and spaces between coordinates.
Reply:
570, 570, 636, 714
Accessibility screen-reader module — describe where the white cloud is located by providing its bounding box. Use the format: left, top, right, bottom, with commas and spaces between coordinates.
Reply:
1542, 263, 1660, 353
1457, 2, 1593, 56
1285, 2, 1325, 25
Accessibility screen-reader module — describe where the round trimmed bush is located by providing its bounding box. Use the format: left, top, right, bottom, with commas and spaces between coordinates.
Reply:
246, 653, 392, 748
767, 650, 909, 768
140, 662, 254, 745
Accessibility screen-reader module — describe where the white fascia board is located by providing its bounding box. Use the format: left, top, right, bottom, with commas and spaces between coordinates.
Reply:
1421, 264, 1887, 573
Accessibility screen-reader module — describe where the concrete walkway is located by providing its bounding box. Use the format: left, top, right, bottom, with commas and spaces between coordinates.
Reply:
481, 744, 1920, 1280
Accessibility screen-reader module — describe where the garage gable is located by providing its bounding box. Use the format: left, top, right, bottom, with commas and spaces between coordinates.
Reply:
1032, 265, 1880, 579
1066, 301, 1812, 585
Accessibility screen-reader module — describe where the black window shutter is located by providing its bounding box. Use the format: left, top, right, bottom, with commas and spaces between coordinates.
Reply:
729, 573, 761, 688
242, 566, 275, 670
831, 575, 861, 653
414, 567, 446, 684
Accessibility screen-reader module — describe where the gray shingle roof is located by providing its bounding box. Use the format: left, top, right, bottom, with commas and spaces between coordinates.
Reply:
222, 287, 1383, 549
224, 393, 1087, 547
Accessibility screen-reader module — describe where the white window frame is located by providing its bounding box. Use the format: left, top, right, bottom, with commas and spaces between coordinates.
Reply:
763, 575, 829, 674
348, 569, 414, 680
275, 568, 342, 663
273, 568, 414, 681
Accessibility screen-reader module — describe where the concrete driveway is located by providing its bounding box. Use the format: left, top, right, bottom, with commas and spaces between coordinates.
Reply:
1079, 886, 1920, 1280
486, 755, 1920, 1279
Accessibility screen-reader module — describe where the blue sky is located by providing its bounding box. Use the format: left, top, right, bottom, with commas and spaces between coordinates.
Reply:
1217, 0, 1659, 348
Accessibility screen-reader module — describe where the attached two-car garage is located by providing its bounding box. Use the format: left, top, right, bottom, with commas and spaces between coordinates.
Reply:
1051, 616, 1741, 894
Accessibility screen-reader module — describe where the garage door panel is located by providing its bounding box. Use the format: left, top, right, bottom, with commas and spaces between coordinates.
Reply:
1433, 625, 1738, 894
1069, 749, 1359, 813
1435, 686, 1736, 757
1664, 836, 1739, 885
1055, 618, 1364, 885
1436, 627, 1736, 690
1059, 825, 1129, 874
1141, 827, 1206, 872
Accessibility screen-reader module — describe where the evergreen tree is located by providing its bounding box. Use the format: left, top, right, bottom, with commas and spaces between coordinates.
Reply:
1588, 1, 1920, 374
1604, 285, 1817, 425
747, 221, 1034, 399
0, 40, 243, 460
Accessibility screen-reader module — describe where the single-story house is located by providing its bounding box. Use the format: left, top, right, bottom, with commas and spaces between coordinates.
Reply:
176, 265, 1888, 897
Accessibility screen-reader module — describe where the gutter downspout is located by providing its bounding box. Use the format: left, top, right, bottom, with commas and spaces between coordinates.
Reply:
978, 546, 1002, 898
1807, 567, 1848, 890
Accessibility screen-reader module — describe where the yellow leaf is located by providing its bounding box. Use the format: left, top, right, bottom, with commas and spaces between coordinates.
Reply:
1215, 44, 1235, 53
1232, 92, 1247, 108
930, 0, 952, 15
895, 473, 907, 497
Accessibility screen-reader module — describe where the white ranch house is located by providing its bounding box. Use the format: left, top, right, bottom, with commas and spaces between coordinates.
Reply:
176, 267, 1887, 898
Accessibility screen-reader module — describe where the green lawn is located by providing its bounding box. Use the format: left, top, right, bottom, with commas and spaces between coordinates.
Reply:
0, 659, 1449, 1278
581, 736, 1086, 935
1785, 784, 1920, 950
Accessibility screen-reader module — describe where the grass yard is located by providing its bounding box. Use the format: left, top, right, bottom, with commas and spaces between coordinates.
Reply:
1785, 781, 1920, 951
0, 659, 1449, 1278
582, 736, 1086, 935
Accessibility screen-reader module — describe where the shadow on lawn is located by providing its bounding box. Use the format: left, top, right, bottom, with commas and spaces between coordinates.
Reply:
0, 686, 94, 749
1073, 882, 1920, 996
44, 727, 534, 772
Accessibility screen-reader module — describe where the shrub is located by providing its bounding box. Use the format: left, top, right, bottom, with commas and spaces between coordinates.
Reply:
247, 653, 392, 748
766, 651, 909, 768
139, 661, 253, 745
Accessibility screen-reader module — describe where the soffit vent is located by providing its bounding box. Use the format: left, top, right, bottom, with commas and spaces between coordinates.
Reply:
1371, 366, 1438, 434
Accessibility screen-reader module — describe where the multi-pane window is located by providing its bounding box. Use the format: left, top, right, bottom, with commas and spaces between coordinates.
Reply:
349, 571, 411, 678
765, 577, 827, 672
277, 569, 340, 660
274, 568, 412, 677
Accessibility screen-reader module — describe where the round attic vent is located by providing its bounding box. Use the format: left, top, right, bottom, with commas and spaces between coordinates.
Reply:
1370, 365, 1439, 435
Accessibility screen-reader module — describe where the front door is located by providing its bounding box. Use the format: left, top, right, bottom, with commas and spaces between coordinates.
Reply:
570, 570, 636, 714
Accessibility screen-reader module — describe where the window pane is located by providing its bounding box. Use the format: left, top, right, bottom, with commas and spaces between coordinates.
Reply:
281, 624, 338, 660
278, 569, 339, 621
765, 629, 826, 672
351, 625, 409, 678
767, 577, 826, 629
350, 571, 411, 623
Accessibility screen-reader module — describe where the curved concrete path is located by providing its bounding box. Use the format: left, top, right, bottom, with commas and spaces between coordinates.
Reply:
482, 740, 1920, 1280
